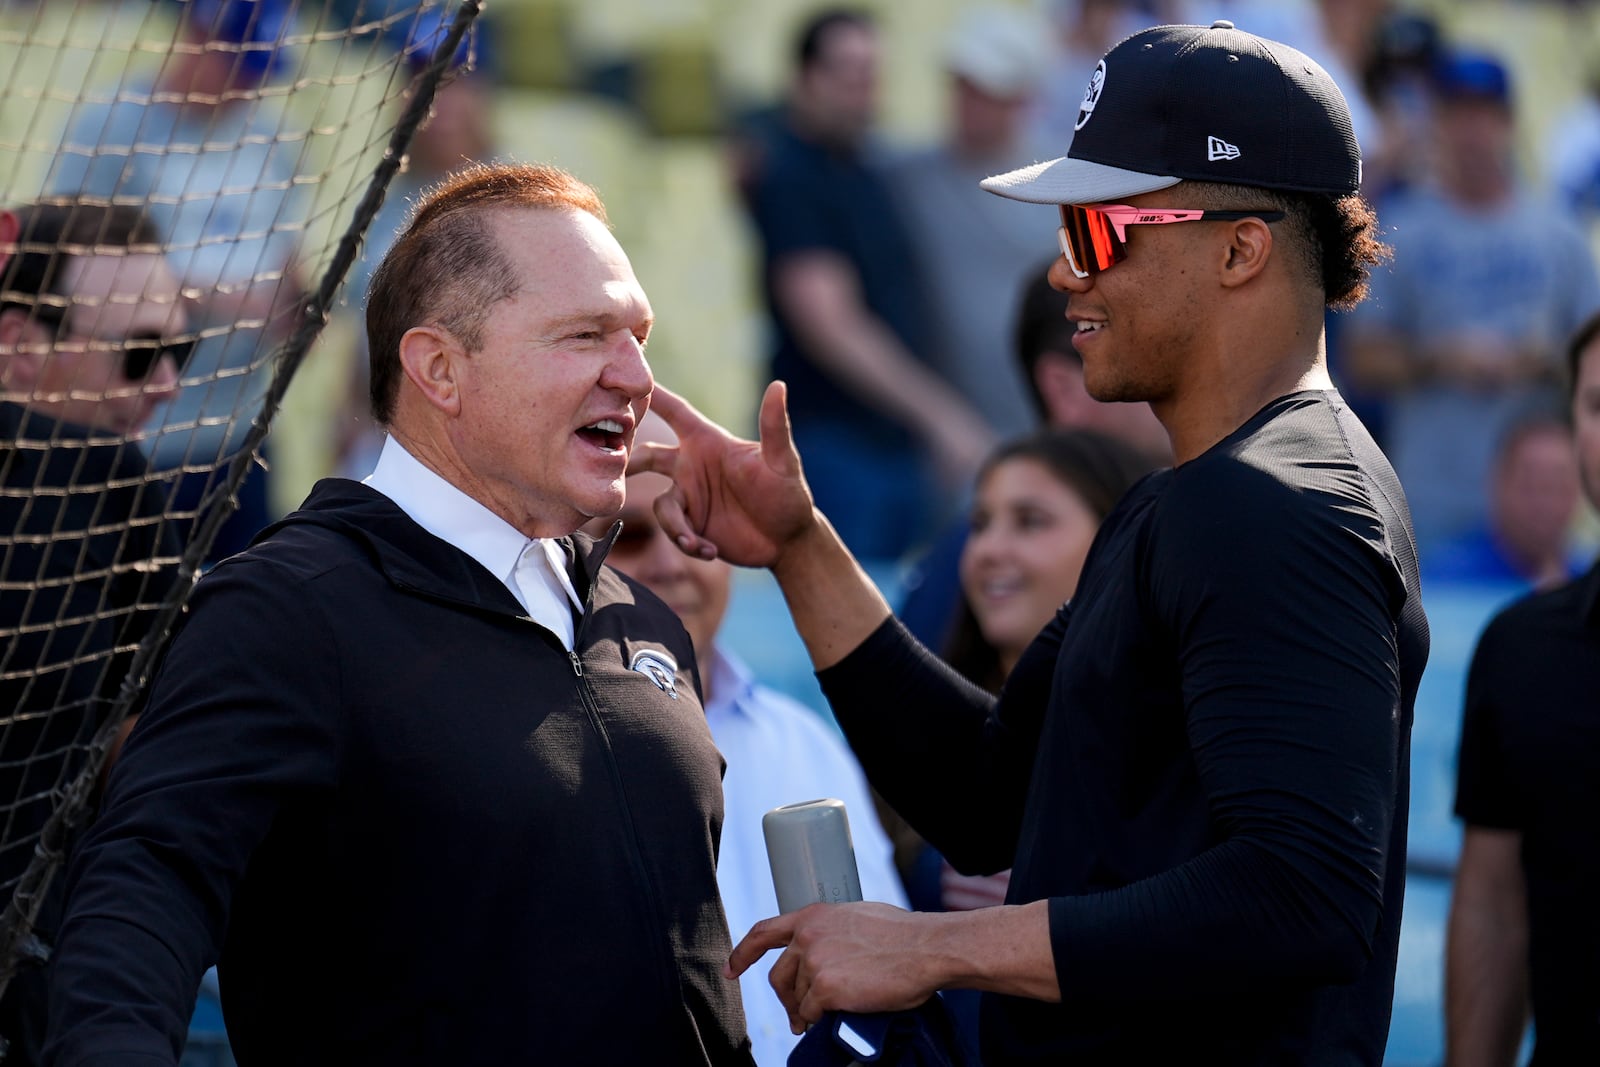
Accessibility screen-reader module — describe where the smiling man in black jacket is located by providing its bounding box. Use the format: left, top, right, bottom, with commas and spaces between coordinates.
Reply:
44, 164, 754, 1066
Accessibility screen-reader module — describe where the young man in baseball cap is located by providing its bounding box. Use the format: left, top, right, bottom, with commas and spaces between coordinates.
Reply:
642, 22, 1426, 1064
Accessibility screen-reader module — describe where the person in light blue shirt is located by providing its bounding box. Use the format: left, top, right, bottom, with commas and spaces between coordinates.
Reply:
588, 411, 907, 1066
46, 0, 309, 558
1345, 50, 1600, 552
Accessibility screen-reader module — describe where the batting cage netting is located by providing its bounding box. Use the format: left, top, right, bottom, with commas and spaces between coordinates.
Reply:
0, 0, 482, 1008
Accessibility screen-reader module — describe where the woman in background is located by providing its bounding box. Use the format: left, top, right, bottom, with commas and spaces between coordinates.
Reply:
946, 428, 1155, 693
926, 427, 1155, 1063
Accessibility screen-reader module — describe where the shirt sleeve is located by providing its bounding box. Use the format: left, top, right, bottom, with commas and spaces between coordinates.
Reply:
47, 101, 146, 201
819, 606, 1068, 876
746, 155, 847, 264
1049, 466, 1409, 998
1454, 612, 1524, 830
45, 557, 345, 1066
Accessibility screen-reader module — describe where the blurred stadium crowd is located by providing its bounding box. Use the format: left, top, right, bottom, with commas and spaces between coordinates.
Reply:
4, 1, 1600, 1064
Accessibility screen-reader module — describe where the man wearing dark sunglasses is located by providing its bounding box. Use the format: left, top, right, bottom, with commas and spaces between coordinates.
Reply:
0, 205, 188, 436
638, 21, 1428, 1066
0, 201, 186, 1066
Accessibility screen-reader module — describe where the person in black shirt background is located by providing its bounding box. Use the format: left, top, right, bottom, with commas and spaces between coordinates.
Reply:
1446, 313, 1600, 1067
0, 202, 187, 1067
637, 22, 1427, 1065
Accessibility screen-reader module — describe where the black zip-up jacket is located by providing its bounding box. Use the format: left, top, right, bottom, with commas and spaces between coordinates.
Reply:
44, 479, 753, 1066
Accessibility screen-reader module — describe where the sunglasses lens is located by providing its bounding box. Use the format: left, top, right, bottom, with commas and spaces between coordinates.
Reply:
121, 338, 193, 380
164, 338, 195, 373
122, 342, 157, 380
1058, 205, 1126, 275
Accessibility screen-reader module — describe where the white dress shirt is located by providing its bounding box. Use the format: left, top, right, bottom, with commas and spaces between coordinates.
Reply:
363, 436, 583, 649
705, 646, 908, 1066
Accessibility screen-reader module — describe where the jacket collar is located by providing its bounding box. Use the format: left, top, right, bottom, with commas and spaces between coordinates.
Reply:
256, 479, 622, 617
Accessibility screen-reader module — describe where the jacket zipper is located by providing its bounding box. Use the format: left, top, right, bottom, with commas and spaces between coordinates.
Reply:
556, 608, 677, 1013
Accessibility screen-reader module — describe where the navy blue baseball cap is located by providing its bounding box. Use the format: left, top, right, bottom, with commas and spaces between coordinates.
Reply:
1432, 50, 1512, 106
186, 0, 295, 80
982, 21, 1362, 204
389, 6, 489, 76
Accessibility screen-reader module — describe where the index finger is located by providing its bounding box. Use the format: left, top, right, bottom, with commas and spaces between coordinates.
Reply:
724, 913, 801, 979
644, 384, 706, 437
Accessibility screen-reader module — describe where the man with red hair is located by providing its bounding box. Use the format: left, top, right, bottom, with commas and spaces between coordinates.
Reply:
46, 164, 754, 1066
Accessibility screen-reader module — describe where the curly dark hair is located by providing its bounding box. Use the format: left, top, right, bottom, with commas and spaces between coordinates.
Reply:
1184, 182, 1391, 311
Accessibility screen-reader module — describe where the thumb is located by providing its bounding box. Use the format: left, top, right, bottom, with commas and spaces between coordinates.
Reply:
758, 380, 801, 478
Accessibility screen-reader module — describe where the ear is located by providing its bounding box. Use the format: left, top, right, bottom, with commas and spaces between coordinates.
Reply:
1218, 216, 1274, 290
0, 307, 46, 390
397, 324, 463, 417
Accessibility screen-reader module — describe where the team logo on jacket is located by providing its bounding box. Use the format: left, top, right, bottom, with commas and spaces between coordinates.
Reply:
630, 649, 680, 699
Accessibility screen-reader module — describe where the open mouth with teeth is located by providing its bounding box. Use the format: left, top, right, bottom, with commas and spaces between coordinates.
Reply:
577, 418, 627, 452
1075, 321, 1105, 334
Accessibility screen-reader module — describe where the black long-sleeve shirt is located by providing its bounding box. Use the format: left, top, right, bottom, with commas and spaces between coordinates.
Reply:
822, 391, 1429, 1064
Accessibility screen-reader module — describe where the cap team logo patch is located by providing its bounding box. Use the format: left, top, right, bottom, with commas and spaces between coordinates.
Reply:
1207, 135, 1241, 161
630, 648, 680, 699
1075, 60, 1107, 131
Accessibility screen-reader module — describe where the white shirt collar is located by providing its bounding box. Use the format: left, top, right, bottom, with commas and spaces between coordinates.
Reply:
362, 435, 584, 616
703, 645, 757, 723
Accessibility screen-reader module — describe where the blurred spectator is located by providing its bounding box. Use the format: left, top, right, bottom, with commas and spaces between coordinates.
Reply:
739, 8, 994, 561
884, 6, 1058, 436
1446, 311, 1600, 1067
899, 259, 1168, 650
585, 409, 905, 1067
337, 9, 495, 478
1361, 9, 1443, 204
1544, 51, 1600, 220
1426, 413, 1586, 590
1030, 1, 1180, 152
1343, 50, 1600, 552
47, 0, 309, 561
946, 429, 1156, 690
346, 10, 493, 304
0, 202, 186, 1067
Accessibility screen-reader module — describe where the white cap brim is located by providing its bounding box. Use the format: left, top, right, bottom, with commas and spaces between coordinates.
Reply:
980, 155, 1181, 204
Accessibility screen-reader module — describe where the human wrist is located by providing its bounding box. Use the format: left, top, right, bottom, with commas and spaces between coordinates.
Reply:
922, 909, 989, 991
768, 508, 857, 591
933, 901, 1060, 1001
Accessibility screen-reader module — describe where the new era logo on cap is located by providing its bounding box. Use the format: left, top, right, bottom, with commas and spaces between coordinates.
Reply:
1207, 136, 1241, 161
